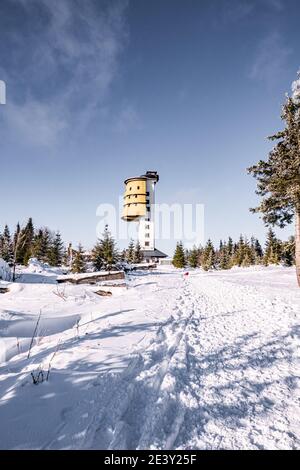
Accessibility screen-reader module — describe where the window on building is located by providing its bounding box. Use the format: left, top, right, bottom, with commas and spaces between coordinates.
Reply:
146, 206, 150, 212
145, 218, 150, 221
137, 186, 140, 190
129, 187, 132, 191
146, 225, 150, 229
135, 195, 137, 198
146, 191, 149, 196
145, 233, 150, 238
145, 242, 150, 247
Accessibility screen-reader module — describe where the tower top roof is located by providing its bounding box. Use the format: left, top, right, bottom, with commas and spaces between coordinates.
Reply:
124, 171, 159, 185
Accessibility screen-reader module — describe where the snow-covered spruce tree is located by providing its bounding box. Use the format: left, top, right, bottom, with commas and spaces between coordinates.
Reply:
188, 246, 199, 268
263, 228, 281, 266
251, 236, 263, 264
227, 237, 234, 258
219, 242, 231, 270
248, 72, 300, 285
172, 242, 186, 268
120, 249, 126, 262
133, 241, 144, 264
202, 239, 215, 271
242, 237, 255, 267
31, 229, 43, 260
48, 231, 64, 267
0, 225, 13, 264
31, 228, 51, 262
281, 236, 295, 266
126, 239, 135, 264
71, 243, 86, 273
16, 218, 35, 265
11, 224, 27, 281
91, 240, 103, 271
98, 225, 119, 271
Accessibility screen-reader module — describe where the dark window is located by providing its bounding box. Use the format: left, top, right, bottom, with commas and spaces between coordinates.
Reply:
145, 242, 150, 247
146, 192, 149, 196
146, 225, 150, 229
135, 195, 137, 198
145, 233, 150, 238
146, 206, 150, 212
129, 187, 132, 191
145, 218, 150, 221
137, 186, 140, 190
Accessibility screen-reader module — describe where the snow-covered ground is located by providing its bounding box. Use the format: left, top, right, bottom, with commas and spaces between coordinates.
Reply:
0, 265, 299, 450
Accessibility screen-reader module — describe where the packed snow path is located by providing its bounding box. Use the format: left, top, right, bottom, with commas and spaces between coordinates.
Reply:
0, 267, 299, 449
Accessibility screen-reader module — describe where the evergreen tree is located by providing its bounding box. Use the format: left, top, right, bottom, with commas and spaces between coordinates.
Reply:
133, 241, 144, 263
48, 231, 64, 266
31, 229, 44, 260
264, 228, 281, 265
126, 239, 135, 264
227, 237, 234, 258
281, 236, 295, 266
11, 224, 27, 281
172, 242, 186, 268
243, 237, 255, 267
202, 239, 215, 271
188, 246, 199, 268
0, 225, 13, 264
71, 244, 86, 273
219, 242, 231, 270
232, 235, 245, 267
251, 237, 263, 264
41, 228, 52, 263
98, 225, 119, 271
248, 72, 300, 285
120, 249, 127, 262
91, 240, 104, 271
17, 218, 35, 265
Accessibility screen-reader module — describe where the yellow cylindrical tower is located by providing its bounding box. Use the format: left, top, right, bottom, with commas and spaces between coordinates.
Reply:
122, 177, 148, 221
122, 171, 166, 262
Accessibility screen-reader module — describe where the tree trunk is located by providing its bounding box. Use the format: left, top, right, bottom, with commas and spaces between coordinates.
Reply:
296, 206, 300, 287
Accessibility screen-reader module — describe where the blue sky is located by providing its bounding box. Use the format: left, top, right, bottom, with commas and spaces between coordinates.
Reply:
0, 0, 299, 254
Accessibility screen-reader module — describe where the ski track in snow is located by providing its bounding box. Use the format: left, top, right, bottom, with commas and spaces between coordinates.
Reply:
45, 272, 300, 450
1, 267, 299, 450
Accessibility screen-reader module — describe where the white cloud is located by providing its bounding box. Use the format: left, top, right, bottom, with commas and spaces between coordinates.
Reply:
215, 0, 284, 26
5, 100, 67, 146
221, 1, 255, 24
3, 0, 129, 146
115, 103, 143, 134
249, 32, 292, 86
263, 0, 283, 11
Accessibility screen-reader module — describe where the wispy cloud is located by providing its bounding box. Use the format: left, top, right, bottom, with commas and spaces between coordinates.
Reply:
114, 103, 143, 134
249, 32, 292, 86
1, 0, 129, 146
214, 0, 284, 26
219, 1, 255, 24
263, 0, 284, 11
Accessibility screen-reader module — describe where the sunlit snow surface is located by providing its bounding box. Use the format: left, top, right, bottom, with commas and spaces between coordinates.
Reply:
0, 265, 299, 449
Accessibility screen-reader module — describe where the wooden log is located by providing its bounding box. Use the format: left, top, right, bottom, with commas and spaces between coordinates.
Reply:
57, 271, 125, 285
125, 264, 157, 272
100, 282, 127, 288
94, 290, 112, 297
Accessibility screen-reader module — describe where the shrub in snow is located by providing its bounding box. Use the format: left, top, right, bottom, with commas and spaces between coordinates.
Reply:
0, 258, 12, 281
